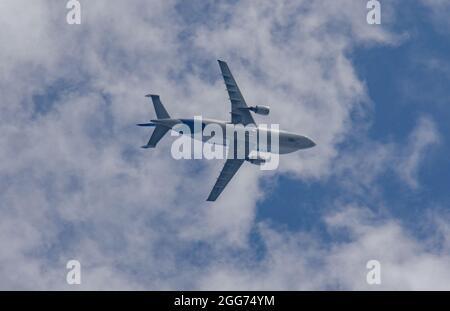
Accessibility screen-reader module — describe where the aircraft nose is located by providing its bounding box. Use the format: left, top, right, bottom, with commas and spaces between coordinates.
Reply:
297, 136, 316, 149
307, 138, 316, 148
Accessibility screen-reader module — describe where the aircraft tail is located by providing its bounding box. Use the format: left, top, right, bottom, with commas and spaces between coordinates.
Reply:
138, 94, 171, 148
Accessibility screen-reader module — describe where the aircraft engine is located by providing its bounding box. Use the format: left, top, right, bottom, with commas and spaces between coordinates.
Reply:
249, 105, 270, 115
247, 157, 266, 165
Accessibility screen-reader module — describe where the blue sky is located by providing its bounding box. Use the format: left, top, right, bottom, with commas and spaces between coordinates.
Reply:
0, 0, 449, 290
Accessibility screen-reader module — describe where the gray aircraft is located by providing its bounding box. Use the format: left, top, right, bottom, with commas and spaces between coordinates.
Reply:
138, 60, 316, 201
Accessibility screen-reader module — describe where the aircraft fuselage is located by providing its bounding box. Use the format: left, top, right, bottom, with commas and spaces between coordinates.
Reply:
151, 118, 316, 155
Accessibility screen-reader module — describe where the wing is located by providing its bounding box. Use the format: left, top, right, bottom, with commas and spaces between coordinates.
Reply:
206, 159, 245, 201
218, 60, 256, 126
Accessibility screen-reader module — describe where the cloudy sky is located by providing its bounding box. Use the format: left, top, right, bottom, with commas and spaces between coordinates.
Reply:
0, 0, 449, 290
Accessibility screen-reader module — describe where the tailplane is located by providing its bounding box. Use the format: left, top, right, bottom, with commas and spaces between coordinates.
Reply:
139, 95, 171, 148
145, 94, 170, 119
141, 125, 170, 148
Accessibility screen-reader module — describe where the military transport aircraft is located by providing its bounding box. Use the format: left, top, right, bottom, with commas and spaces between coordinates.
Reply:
138, 60, 316, 201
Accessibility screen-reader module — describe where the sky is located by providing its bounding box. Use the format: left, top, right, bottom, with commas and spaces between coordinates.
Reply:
0, 0, 449, 290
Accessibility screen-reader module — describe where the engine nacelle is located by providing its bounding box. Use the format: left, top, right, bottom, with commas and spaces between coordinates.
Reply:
249, 105, 270, 115
247, 157, 266, 165
246, 152, 271, 165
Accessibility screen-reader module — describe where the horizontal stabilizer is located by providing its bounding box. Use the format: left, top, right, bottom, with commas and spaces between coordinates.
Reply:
143, 125, 170, 149
145, 94, 170, 119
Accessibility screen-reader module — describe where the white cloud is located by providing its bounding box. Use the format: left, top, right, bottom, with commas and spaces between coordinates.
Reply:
331, 116, 440, 197
396, 117, 440, 188
0, 0, 446, 290
197, 206, 450, 290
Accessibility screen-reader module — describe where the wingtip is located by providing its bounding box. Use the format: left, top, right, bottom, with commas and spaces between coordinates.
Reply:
206, 194, 217, 202
141, 145, 155, 149
145, 94, 159, 98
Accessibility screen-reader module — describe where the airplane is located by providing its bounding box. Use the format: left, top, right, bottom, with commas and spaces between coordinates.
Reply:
138, 60, 316, 201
